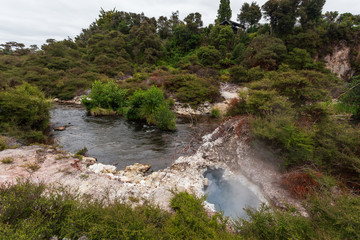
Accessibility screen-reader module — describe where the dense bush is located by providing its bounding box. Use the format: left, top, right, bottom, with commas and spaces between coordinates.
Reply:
251, 114, 314, 167
164, 74, 220, 107
241, 34, 287, 70
339, 75, 360, 119
0, 83, 51, 142
226, 68, 360, 183
126, 86, 176, 130
196, 46, 221, 67
0, 181, 233, 239
285, 48, 326, 71
229, 65, 249, 83
236, 193, 360, 240
81, 80, 128, 113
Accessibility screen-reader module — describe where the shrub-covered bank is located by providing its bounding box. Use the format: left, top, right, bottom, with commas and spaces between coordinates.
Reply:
0, 83, 51, 143
227, 68, 360, 191
0, 181, 359, 239
82, 81, 176, 131
0, 181, 232, 239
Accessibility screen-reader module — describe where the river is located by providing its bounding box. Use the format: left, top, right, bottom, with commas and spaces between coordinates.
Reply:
50, 105, 218, 171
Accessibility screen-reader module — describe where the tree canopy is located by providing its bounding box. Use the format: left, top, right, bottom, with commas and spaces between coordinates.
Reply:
217, 0, 232, 23
238, 2, 262, 30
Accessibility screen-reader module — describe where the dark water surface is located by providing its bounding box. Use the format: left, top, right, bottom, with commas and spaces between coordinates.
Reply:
51, 105, 217, 171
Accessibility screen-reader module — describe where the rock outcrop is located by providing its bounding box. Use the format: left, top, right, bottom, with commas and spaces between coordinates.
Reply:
324, 41, 356, 80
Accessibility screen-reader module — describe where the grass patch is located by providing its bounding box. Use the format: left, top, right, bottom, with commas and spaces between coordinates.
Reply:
22, 163, 41, 172
75, 147, 88, 157
1, 157, 14, 164
211, 107, 221, 118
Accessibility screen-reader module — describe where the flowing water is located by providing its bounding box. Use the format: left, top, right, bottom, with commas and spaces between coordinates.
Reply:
50, 105, 217, 171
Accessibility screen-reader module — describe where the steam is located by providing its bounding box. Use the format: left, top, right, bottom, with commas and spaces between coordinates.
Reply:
204, 168, 264, 219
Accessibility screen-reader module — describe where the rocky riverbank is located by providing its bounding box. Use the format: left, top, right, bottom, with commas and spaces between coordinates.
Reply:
0, 117, 304, 216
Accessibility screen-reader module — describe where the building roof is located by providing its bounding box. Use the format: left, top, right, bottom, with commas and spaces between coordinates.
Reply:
220, 20, 241, 27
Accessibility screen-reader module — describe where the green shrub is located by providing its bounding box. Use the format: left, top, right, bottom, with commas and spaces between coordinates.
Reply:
164, 74, 220, 107
285, 48, 315, 70
75, 147, 88, 156
251, 115, 314, 167
126, 86, 176, 130
241, 34, 287, 70
81, 80, 128, 113
339, 75, 360, 119
236, 204, 315, 239
82, 82, 176, 130
0, 137, 9, 151
0, 83, 51, 142
126, 72, 149, 83
141, 85, 166, 118
247, 66, 266, 82
229, 65, 249, 83
231, 42, 246, 63
153, 105, 176, 131
196, 46, 221, 67
312, 119, 360, 183
126, 89, 146, 121
169, 191, 230, 239
211, 108, 221, 118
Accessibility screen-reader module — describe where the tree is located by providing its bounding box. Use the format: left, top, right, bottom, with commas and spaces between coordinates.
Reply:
237, 2, 262, 30
172, 26, 200, 53
209, 25, 235, 55
217, 0, 232, 23
262, 0, 301, 35
241, 34, 287, 70
157, 16, 171, 39
184, 12, 203, 34
129, 21, 164, 64
299, 0, 326, 28
170, 11, 181, 30
0, 42, 29, 55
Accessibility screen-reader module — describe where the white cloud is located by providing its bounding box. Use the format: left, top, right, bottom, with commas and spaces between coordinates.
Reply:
1, 0, 359, 47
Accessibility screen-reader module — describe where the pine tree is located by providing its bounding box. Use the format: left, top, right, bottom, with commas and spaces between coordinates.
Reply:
217, 0, 232, 23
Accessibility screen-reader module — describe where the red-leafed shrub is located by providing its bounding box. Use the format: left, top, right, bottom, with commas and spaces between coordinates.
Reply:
281, 170, 320, 199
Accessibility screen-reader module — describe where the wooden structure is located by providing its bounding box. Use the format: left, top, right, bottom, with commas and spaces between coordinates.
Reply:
220, 20, 242, 33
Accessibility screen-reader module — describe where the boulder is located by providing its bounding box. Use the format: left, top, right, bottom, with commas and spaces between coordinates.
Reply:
88, 163, 117, 174
82, 157, 97, 166
124, 163, 151, 175
54, 126, 66, 131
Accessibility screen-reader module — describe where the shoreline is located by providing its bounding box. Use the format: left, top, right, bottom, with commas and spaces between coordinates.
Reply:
0, 117, 304, 217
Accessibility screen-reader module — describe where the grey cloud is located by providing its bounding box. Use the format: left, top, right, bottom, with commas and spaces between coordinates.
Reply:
1, 0, 359, 47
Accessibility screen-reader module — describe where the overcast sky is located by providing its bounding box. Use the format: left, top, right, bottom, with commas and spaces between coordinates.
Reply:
1, 0, 359, 47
